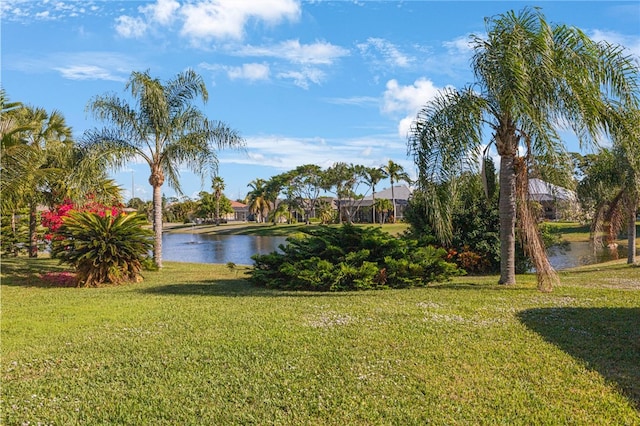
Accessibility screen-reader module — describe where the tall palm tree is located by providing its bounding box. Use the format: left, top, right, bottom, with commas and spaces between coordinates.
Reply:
84, 69, 244, 267
212, 175, 225, 223
364, 166, 386, 223
408, 7, 639, 290
382, 160, 411, 223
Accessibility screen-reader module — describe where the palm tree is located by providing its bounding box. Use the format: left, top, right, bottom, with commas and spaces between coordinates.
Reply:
364, 166, 386, 223
212, 175, 225, 223
374, 198, 394, 224
84, 69, 244, 267
246, 178, 270, 223
408, 7, 639, 290
9, 106, 73, 257
382, 160, 411, 223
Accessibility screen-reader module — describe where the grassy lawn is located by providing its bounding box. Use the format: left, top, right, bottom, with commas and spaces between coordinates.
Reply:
2, 256, 639, 424
546, 221, 640, 245
164, 221, 411, 237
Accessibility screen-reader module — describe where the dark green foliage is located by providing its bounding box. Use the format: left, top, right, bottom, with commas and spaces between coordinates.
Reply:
405, 167, 562, 275
51, 211, 153, 287
249, 224, 460, 291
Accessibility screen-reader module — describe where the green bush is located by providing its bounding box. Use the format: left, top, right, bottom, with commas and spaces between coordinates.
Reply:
249, 224, 460, 291
51, 211, 153, 287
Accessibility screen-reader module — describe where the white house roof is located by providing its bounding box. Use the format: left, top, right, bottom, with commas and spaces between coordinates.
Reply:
528, 178, 576, 202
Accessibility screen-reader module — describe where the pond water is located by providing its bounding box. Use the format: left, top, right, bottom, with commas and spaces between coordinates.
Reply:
162, 233, 288, 265
546, 241, 627, 270
162, 232, 628, 270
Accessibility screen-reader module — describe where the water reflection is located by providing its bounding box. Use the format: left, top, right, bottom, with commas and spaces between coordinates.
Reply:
547, 241, 626, 270
162, 233, 287, 265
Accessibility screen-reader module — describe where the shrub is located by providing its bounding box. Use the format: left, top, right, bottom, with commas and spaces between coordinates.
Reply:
249, 224, 460, 291
51, 211, 153, 287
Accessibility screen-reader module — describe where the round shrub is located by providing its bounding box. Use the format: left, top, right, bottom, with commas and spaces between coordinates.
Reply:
249, 224, 460, 291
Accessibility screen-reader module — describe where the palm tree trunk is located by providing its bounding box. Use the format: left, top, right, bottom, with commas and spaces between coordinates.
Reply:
628, 196, 637, 264
498, 155, 517, 285
391, 182, 396, 223
152, 184, 163, 268
372, 189, 376, 224
28, 200, 38, 258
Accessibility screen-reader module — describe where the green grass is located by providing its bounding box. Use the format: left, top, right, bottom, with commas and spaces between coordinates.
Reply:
165, 221, 411, 237
547, 221, 640, 244
2, 257, 639, 424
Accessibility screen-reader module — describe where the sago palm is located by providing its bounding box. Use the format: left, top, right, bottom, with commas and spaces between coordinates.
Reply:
52, 211, 153, 287
408, 7, 639, 291
84, 69, 244, 267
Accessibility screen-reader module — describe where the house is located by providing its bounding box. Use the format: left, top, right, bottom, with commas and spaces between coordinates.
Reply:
341, 184, 413, 223
528, 178, 579, 220
229, 200, 249, 222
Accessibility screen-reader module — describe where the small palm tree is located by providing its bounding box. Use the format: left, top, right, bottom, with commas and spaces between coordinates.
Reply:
84, 69, 244, 267
246, 178, 270, 222
364, 166, 386, 223
382, 160, 411, 223
52, 211, 153, 287
375, 198, 394, 224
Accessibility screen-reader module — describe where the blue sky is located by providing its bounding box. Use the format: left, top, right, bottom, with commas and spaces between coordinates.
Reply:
3, 1, 639, 202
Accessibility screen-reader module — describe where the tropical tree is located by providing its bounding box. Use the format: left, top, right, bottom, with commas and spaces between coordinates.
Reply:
382, 160, 411, 223
322, 163, 368, 224
287, 164, 324, 224
363, 166, 386, 223
408, 7, 639, 290
9, 106, 73, 257
246, 178, 270, 222
577, 146, 639, 264
212, 175, 225, 223
374, 198, 394, 224
84, 69, 244, 267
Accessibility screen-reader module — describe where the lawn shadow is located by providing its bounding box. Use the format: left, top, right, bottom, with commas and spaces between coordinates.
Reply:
0, 257, 71, 287
518, 307, 640, 411
140, 279, 353, 298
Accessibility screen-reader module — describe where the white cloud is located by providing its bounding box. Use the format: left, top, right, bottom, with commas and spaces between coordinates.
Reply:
237, 40, 350, 65
382, 78, 446, 138
324, 96, 379, 107
140, 0, 180, 26
443, 34, 475, 55
221, 133, 405, 172
277, 67, 325, 89
227, 63, 270, 82
115, 15, 147, 38
53, 65, 126, 82
590, 29, 640, 59
180, 0, 300, 42
357, 37, 413, 68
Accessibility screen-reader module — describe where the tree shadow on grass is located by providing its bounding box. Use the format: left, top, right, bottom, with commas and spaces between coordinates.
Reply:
518, 307, 640, 411
140, 280, 352, 298
0, 257, 71, 287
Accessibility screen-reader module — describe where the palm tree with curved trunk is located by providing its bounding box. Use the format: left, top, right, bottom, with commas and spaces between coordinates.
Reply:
408, 7, 639, 290
85, 69, 244, 267
382, 160, 411, 223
